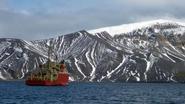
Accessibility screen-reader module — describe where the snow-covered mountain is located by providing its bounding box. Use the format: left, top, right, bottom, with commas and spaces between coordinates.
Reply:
1, 19, 185, 82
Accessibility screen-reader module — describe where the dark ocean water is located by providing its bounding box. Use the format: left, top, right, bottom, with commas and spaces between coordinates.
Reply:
0, 81, 185, 104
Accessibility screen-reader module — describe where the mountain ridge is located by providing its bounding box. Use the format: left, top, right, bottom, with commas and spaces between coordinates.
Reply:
0, 19, 185, 82
88, 19, 185, 36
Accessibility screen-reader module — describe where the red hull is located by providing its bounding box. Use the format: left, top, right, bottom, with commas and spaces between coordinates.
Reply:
26, 73, 69, 86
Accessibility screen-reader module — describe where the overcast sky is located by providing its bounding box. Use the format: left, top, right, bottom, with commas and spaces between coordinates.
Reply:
0, 0, 185, 40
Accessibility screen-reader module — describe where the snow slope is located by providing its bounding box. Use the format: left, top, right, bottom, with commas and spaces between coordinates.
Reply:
88, 19, 185, 36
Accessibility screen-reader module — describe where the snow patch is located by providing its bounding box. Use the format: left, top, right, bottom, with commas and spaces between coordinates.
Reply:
107, 56, 126, 78
144, 54, 158, 81
5, 52, 10, 56
74, 58, 86, 78
23, 53, 29, 61
85, 48, 96, 81
14, 47, 23, 53
0, 72, 6, 80
182, 46, 185, 50
99, 76, 106, 82
69, 76, 75, 81
163, 53, 176, 63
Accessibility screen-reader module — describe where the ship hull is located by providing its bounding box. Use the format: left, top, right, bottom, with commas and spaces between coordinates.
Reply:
26, 73, 69, 86
25, 80, 68, 86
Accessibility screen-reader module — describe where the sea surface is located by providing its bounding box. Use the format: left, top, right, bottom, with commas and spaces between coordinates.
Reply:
0, 81, 185, 104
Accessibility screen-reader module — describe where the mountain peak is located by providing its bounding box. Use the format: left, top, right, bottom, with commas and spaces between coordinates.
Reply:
88, 19, 185, 36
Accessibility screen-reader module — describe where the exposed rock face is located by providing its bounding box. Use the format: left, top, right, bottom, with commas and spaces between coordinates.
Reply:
0, 20, 185, 82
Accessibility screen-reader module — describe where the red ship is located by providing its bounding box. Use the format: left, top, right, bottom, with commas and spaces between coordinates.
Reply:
26, 60, 69, 86
26, 41, 69, 86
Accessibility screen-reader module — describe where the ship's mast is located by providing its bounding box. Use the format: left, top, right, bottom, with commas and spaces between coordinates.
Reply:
48, 40, 52, 62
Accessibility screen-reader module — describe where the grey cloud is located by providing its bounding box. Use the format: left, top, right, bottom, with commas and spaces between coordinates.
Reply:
0, 0, 185, 40
0, 0, 6, 8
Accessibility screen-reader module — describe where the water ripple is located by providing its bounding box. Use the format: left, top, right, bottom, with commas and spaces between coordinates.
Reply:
0, 81, 185, 104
